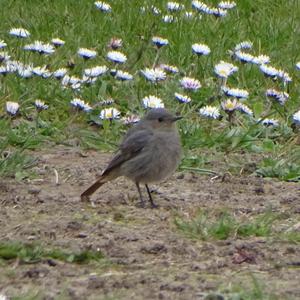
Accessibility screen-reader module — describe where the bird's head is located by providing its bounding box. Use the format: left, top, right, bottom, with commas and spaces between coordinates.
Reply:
143, 108, 182, 131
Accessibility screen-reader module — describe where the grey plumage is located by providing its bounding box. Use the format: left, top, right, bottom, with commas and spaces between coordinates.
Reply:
81, 108, 182, 207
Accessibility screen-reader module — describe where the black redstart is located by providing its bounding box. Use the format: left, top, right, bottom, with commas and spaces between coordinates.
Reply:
81, 108, 182, 207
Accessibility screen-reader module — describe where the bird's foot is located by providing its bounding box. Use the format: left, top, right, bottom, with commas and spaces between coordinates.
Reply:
150, 202, 159, 209
81, 194, 90, 202
81, 194, 96, 207
135, 201, 146, 208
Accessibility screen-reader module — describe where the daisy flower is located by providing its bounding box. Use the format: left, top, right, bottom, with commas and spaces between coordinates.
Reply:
167, 2, 184, 11
5, 60, 21, 72
9, 27, 30, 38
151, 6, 161, 15
192, 43, 211, 55
218, 1, 236, 9
185, 11, 194, 18
84, 65, 108, 77
6, 101, 20, 116
222, 86, 249, 99
251, 55, 270, 65
51, 38, 65, 46
296, 62, 300, 70
108, 37, 123, 49
0, 66, 9, 75
17, 65, 33, 78
141, 68, 166, 82
99, 108, 121, 120
266, 89, 289, 105
212, 8, 227, 17
62, 75, 81, 86
24, 41, 55, 55
78, 48, 97, 59
106, 51, 127, 63
122, 114, 141, 125
292, 110, 300, 125
100, 98, 115, 106
234, 51, 254, 63
214, 61, 238, 78
221, 98, 240, 112
94, 1, 111, 12
234, 41, 253, 52
259, 64, 279, 79
199, 105, 220, 119
70, 98, 92, 112
192, 1, 212, 14
277, 70, 292, 83
53, 68, 68, 79
162, 15, 175, 23
0, 51, 11, 62
35, 99, 48, 110
174, 93, 191, 103
32, 66, 52, 78
237, 103, 253, 116
142, 95, 164, 108
114, 70, 133, 81
159, 64, 179, 74
0, 40, 7, 49
82, 76, 97, 85
152, 36, 169, 48
180, 77, 201, 90
62, 75, 82, 90
259, 118, 279, 127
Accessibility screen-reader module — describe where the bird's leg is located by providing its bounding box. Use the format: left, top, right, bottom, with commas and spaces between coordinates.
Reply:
145, 184, 158, 208
135, 182, 145, 207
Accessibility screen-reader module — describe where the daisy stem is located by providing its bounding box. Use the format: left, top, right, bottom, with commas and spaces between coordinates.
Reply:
152, 49, 160, 69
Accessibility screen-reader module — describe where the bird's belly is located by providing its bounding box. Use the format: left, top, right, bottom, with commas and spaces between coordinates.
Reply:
121, 141, 181, 184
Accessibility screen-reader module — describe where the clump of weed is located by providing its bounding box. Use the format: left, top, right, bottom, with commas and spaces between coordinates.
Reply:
0, 242, 105, 264
174, 210, 296, 241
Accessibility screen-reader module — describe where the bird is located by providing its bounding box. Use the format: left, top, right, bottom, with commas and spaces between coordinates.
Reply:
80, 108, 182, 208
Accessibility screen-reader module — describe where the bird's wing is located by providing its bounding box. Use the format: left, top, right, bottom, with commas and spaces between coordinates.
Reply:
102, 129, 153, 175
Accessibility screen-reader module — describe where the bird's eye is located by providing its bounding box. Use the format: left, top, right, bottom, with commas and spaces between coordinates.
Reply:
158, 117, 163, 122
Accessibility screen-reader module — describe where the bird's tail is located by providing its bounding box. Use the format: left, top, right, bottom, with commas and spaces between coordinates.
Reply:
80, 176, 107, 201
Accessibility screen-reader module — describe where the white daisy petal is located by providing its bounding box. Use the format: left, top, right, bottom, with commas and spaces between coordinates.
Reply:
174, 93, 191, 103
94, 1, 111, 12
142, 95, 164, 108
35, 99, 48, 110
192, 43, 211, 55
199, 105, 220, 119
84, 66, 108, 77
222, 86, 249, 99
152, 36, 169, 48
99, 108, 121, 119
106, 51, 127, 63
180, 77, 201, 90
114, 70, 133, 81
6, 101, 20, 115
70, 98, 92, 112
218, 1, 237, 9
9, 27, 30, 38
141, 68, 166, 82
258, 118, 279, 127
266, 89, 289, 105
292, 110, 300, 125
78, 48, 97, 59
214, 61, 238, 78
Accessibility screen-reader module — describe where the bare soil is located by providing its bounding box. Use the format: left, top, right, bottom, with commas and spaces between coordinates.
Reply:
0, 146, 299, 300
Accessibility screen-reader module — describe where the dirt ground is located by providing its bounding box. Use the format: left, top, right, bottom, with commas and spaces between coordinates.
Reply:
0, 146, 299, 300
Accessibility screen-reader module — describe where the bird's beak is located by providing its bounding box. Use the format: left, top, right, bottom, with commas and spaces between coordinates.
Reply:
171, 116, 183, 122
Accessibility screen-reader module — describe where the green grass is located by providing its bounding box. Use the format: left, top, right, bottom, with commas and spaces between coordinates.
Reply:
0, 241, 105, 264
225, 274, 280, 300
0, 0, 300, 180
174, 210, 300, 242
